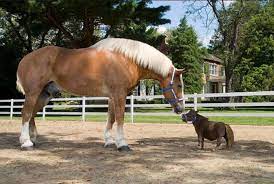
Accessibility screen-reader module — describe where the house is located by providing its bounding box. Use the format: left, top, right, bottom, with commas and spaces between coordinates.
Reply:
202, 54, 226, 94
134, 54, 226, 98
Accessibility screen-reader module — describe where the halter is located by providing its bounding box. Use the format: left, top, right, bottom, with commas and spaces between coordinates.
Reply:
182, 113, 197, 124
162, 67, 184, 105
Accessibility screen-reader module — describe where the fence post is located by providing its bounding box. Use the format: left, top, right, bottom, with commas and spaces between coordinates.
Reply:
183, 98, 186, 112
130, 95, 134, 123
10, 99, 14, 120
194, 93, 198, 111
82, 96, 86, 122
42, 106, 46, 120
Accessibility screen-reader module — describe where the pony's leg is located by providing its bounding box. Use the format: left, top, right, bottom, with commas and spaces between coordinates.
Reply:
114, 96, 131, 152
29, 89, 52, 144
197, 135, 201, 146
215, 137, 222, 149
20, 93, 40, 149
224, 136, 229, 149
201, 137, 204, 150
104, 98, 115, 147
198, 134, 204, 149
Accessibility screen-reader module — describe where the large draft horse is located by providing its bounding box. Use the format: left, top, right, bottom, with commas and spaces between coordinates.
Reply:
16, 38, 185, 151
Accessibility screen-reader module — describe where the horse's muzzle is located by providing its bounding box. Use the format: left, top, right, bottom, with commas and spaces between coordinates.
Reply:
174, 103, 183, 114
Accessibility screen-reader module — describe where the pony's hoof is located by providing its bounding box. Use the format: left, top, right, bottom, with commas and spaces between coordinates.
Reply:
117, 146, 132, 152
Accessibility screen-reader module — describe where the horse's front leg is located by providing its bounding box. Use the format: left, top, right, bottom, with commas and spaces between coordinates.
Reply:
114, 96, 131, 152
104, 98, 115, 148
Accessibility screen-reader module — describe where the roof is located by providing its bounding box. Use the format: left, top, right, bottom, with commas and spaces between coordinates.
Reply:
203, 54, 223, 64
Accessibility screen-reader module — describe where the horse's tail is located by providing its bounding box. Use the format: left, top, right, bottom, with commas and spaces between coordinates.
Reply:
225, 124, 234, 148
16, 73, 25, 95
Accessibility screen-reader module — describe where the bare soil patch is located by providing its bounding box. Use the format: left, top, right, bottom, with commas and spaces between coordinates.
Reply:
0, 120, 274, 184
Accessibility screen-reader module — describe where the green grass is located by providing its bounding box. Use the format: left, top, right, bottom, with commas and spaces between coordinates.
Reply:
1, 115, 274, 125
134, 107, 274, 113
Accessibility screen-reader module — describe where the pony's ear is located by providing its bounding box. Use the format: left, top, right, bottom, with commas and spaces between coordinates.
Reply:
175, 68, 186, 75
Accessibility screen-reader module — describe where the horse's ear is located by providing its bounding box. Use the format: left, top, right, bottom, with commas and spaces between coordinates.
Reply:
175, 68, 186, 75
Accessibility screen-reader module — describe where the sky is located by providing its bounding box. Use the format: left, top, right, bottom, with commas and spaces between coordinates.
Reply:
150, 0, 234, 47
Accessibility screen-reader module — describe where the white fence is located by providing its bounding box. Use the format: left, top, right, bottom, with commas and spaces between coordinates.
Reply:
0, 91, 274, 122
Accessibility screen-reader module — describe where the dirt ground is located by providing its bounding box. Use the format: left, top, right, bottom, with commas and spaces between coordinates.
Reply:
0, 120, 274, 184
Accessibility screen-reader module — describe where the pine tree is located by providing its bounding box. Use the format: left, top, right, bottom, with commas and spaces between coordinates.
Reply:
167, 17, 205, 94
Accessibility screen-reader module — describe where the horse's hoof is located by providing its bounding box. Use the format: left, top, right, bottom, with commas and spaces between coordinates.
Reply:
117, 146, 132, 152
21, 146, 34, 151
104, 143, 115, 148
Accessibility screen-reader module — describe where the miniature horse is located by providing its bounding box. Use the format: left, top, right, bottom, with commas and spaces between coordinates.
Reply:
182, 110, 234, 150
16, 38, 185, 151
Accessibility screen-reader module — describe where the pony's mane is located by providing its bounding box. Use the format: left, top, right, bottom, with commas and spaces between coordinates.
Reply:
91, 38, 173, 77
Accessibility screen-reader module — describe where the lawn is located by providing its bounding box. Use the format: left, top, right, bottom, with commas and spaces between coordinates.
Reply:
1, 114, 274, 125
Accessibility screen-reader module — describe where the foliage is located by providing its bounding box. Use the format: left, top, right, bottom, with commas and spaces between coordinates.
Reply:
234, 1, 274, 94
167, 17, 205, 94
109, 23, 166, 48
0, 0, 170, 98
242, 65, 274, 91
208, 0, 262, 92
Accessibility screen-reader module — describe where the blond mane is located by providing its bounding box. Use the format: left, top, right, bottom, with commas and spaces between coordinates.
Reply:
91, 38, 173, 77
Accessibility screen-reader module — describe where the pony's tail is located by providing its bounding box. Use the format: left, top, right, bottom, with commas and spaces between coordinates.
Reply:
225, 124, 234, 149
16, 73, 25, 95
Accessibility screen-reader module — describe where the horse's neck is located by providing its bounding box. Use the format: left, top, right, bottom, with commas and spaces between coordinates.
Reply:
138, 68, 164, 82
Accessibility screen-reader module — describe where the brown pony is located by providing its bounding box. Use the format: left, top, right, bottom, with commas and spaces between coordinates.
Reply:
182, 110, 234, 150
16, 38, 185, 151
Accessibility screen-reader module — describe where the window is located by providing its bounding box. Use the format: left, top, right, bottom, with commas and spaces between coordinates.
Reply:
221, 67, 225, 76
209, 64, 217, 76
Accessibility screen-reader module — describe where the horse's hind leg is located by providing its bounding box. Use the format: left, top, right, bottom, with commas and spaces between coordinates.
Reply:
20, 92, 40, 149
29, 89, 53, 144
104, 98, 115, 148
29, 118, 38, 144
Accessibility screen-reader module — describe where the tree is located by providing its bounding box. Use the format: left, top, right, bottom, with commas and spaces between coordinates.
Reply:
109, 23, 166, 48
206, 0, 263, 93
0, 0, 170, 50
234, 1, 274, 92
0, 0, 170, 98
167, 18, 205, 94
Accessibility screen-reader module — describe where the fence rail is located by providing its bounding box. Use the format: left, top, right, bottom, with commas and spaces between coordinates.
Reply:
0, 91, 274, 122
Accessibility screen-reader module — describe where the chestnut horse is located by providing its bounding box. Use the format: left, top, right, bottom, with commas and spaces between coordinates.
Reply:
16, 38, 185, 151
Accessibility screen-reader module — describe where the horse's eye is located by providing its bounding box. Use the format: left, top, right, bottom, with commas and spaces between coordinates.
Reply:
178, 85, 182, 88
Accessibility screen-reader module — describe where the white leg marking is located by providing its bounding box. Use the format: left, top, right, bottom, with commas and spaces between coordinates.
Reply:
19, 121, 33, 148
104, 126, 114, 147
115, 125, 128, 148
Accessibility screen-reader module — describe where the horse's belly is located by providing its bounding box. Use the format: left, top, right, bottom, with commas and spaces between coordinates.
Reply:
54, 75, 110, 97
52, 49, 137, 97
